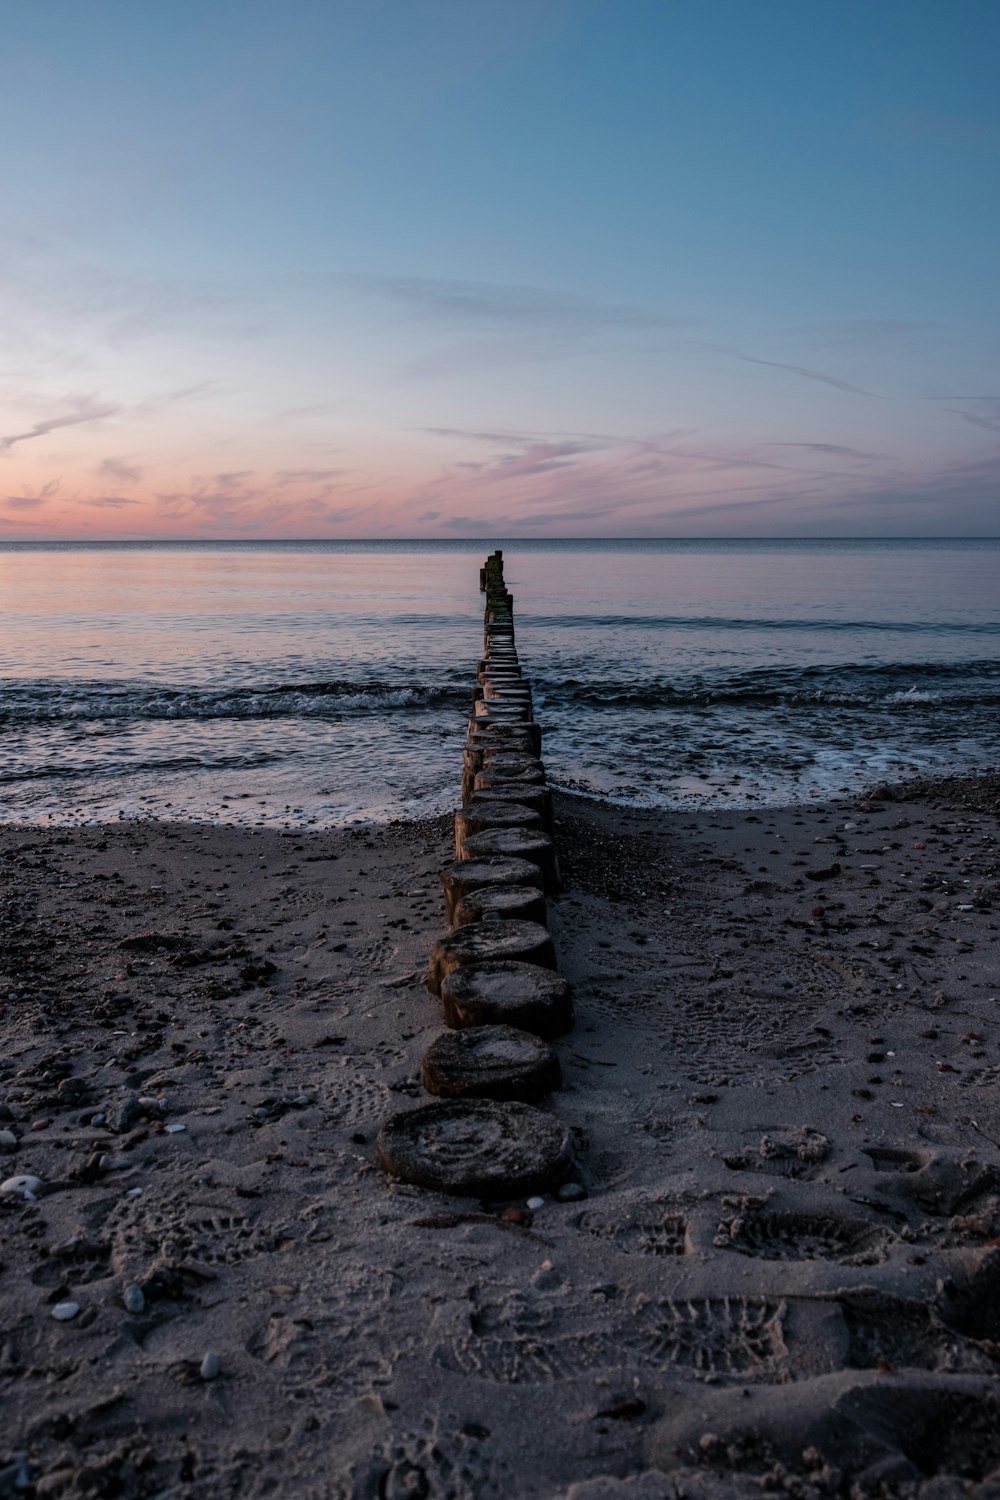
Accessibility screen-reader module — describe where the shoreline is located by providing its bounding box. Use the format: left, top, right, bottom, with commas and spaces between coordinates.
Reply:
2, 769, 999, 1496
6, 757, 1000, 835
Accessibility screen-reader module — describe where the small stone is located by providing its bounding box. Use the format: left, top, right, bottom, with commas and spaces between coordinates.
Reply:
122, 1284, 145, 1314
0, 1457, 30, 1495
526, 1195, 545, 1210
501, 1207, 526, 1224
107, 1095, 142, 1134
1, 1173, 41, 1198
556, 1182, 587, 1202
35, 1467, 77, 1496
164, 1123, 186, 1134
199, 1350, 221, 1380
531, 1260, 563, 1290
0, 1130, 18, 1154
52, 1301, 80, 1322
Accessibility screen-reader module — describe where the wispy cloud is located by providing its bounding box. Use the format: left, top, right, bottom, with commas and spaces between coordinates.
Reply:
0, 236, 265, 354
770, 442, 885, 460
942, 408, 1000, 432
86, 495, 139, 508
96, 456, 143, 484
924, 395, 1000, 433
132, 383, 215, 420
470, 438, 600, 480
0, 396, 119, 454
645, 336, 885, 401
438, 503, 621, 531
788, 319, 934, 352
339, 272, 682, 334
423, 426, 857, 501
722, 350, 877, 397
151, 468, 376, 534
407, 421, 1000, 537
425, 426, 544, 445
4, 478, 62, 510
155, 471, 261, 523
0, 512, 46, 528
273, 468, 345, 486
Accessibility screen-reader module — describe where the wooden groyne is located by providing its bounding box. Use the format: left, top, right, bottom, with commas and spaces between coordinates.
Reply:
376, 551, 581, 1198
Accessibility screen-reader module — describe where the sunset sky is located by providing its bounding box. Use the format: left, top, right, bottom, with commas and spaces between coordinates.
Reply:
2, 1, 998, 539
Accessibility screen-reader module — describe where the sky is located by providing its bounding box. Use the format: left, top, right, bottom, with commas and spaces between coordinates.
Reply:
1, 0, 998, 539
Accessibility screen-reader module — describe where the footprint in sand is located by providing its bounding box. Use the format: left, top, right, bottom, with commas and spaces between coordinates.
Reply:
714, 1208, 891, 1264
574, 1199, 690, 1257
437, 1284, 813, 1386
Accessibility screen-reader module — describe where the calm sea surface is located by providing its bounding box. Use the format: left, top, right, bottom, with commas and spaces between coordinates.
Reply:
1, 539, 997, 827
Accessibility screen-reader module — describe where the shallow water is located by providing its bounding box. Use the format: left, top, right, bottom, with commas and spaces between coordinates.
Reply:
1, 538, 997, 825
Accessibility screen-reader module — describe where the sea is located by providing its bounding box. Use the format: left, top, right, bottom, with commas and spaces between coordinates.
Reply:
1, 538, 997, 829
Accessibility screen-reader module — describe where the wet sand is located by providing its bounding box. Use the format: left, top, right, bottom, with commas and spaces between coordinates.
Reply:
2, 772, 999, 1498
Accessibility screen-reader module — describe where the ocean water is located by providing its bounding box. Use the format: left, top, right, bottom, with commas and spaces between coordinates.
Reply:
0, 538, 997, 827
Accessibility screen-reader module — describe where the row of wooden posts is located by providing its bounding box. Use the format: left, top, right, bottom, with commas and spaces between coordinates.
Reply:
375, 552, 578, 1195
429, 549, 572, 1033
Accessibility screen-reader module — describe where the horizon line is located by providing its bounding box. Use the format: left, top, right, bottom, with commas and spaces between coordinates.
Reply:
2, 533, 999, 544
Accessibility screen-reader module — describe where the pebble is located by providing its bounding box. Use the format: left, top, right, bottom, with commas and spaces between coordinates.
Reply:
52, 1301, 80, 1322
108, 1095, 143, 1134
525, 1195, 545, 1210
122, 1284, 145, 1314
556, 1182, 587, 1202
1, 1174, 41, 1199
0, 1458, 30, 1493
0, 1130, 18, 1154
200, 1350, 221, 1380
164, 1123, 186, 1134
36, 1469, 77, 1496
531, 1260, 563, 1290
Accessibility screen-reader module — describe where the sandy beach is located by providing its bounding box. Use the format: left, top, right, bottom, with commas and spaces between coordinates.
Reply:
2, 772, 1000, 1498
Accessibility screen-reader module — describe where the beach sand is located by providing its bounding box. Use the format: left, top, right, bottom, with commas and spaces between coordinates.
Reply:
2, 773, 999, 1498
